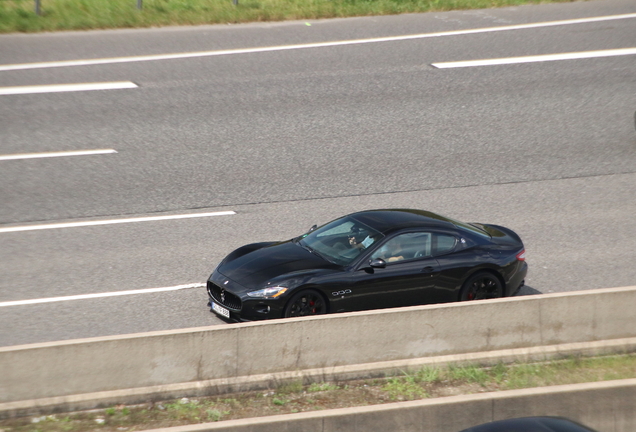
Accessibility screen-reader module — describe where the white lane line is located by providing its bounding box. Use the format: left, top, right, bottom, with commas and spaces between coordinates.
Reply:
432, 47, 636, 68
0, 81, 138, 95
0, 149, 117, 161
0, 283, 205, 307
1, 13, 635, 72
0, 211, 237, 233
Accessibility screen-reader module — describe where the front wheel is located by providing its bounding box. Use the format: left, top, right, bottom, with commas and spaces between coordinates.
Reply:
459, 272, 503, 301
283, 290, 327, 318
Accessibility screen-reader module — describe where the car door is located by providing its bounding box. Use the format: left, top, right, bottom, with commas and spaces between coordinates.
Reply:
344, 232, 442, 311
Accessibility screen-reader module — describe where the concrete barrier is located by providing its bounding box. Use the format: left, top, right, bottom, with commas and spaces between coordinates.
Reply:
139, 378, 636, 432
1, 286, 636, 412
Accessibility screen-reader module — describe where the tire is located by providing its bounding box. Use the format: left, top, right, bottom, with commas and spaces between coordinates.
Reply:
283, 289, 327, 318
459, 272, 503, 301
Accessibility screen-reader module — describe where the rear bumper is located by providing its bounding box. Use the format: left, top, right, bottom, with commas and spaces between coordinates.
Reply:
506, 261, 528, 297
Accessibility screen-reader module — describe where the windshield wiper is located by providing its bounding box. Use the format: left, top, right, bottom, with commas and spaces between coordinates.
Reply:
299, 241, 334, 264
299, 242, 315, 255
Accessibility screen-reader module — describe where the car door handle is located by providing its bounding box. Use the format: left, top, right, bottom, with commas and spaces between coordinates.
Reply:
421, 266, 436, 273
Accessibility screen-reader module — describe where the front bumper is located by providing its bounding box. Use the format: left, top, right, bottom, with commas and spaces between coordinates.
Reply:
206, 270, 286, 322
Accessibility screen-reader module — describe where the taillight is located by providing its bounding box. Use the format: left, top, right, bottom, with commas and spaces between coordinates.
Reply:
516, 249, 526, 261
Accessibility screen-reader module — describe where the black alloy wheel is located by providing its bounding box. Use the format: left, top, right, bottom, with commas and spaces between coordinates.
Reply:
283, 290, 327, 318
460, 272, 503, 301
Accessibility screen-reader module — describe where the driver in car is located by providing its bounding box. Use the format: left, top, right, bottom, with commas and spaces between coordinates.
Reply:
349, 231, 376, 250
372, 238, 405, 263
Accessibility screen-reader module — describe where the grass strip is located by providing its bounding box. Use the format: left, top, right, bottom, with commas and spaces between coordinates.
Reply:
2, 353, 635, 431
0, 0, 577, 33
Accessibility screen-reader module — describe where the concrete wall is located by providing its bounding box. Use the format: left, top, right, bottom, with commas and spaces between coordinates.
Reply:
140, 379, 636, 432
2, 286, 636, 405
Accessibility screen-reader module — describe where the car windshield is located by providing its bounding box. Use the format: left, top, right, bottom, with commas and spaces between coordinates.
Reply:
298, 216, 384, 266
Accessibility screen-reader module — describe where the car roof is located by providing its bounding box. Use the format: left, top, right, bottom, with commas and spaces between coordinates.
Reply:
459, 417, 599, 432
348, 209, 456, 234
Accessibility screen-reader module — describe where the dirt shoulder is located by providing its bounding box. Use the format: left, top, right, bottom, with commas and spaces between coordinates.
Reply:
2, 353, 635, 432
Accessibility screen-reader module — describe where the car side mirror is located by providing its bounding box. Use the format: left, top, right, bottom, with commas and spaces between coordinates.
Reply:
308, 225, 317, 233
369, 258, 386, 268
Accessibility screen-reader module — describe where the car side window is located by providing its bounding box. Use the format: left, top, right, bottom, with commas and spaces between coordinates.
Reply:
433, 234, 457, 256
371, 232, 432, 263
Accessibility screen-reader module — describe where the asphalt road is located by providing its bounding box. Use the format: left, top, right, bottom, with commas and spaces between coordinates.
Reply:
1, 0, 635, 347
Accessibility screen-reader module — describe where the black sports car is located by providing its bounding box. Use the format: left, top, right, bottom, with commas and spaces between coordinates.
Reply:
458, 417, 598, 432
206, 209, 527, 322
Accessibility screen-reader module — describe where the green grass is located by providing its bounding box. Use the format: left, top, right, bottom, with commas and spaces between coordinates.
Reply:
272, 397, 289, 406
363, 354, 636, 401
276, 380, 304, 394
383, 373, 429, 400
447, 364, 491, 386
0, 0, 578, 33
415, 366, 441, 383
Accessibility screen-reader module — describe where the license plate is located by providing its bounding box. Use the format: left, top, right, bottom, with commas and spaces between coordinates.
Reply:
211, 301, 230, 319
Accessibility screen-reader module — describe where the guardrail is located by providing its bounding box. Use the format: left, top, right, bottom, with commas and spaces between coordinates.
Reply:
1, 286, 635, 417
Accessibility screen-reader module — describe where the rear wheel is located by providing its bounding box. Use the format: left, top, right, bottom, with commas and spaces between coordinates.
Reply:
459, 272, 503, 301
283, 290, 327, 318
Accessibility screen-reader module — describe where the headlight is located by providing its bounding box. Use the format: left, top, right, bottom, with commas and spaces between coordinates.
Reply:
247, 286, 288, 299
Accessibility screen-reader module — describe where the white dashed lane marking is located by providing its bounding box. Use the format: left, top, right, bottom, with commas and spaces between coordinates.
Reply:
0, 283, 206, 307
0, 81, 138, 95
0, 211, 237, 233
432, 47, 636, 68
0, 149, 118, 161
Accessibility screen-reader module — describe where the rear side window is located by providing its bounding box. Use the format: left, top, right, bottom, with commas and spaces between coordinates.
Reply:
434, 234, 457, 255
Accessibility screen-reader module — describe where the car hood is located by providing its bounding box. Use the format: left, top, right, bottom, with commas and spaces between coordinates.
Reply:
217, 240, 331, 288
